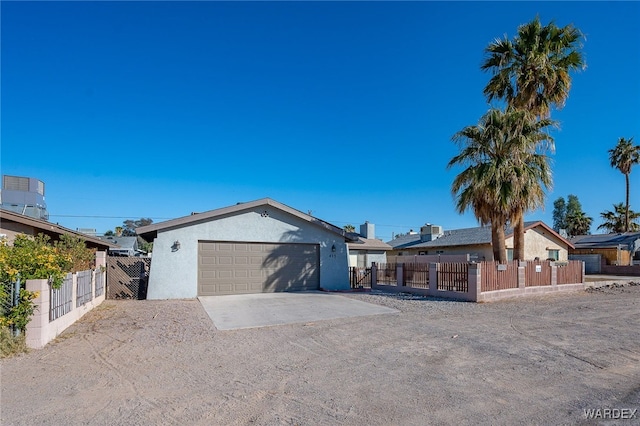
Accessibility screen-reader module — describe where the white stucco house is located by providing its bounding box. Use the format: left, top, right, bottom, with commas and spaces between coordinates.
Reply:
136, 198, 352, 299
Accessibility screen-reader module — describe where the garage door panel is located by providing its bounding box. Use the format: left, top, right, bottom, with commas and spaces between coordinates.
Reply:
198, 241, 319, 296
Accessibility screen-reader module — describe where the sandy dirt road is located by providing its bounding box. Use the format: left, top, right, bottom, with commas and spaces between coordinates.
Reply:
1, 285, 639, 425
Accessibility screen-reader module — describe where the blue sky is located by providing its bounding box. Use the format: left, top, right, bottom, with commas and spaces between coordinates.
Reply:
2, 1, 639, 241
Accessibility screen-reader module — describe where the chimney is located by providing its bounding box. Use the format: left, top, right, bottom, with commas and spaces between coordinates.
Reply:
420, 224, 443, 242
360, 221, 375, 239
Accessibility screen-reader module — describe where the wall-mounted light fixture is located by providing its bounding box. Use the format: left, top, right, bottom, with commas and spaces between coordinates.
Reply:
331, 244, 336, 253
171, 240, 181, 252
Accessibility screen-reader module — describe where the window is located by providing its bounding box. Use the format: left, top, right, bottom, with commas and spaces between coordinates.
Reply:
507, 249, 514, 261
547, 249, 559, 261
436, 250, 444, 254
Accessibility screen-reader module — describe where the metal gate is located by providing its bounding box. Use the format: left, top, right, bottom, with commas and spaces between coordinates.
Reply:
106, 257, 151, 300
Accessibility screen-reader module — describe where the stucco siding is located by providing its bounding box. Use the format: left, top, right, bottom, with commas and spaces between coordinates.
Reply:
147, 207, 349, 299
523, 227, 568, 260
0, 222, 35, 243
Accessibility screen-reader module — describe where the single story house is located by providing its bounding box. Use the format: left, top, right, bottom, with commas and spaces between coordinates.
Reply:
347, 222, 391, 268
387, 221, 573, 261
96, 236, 143, 257
570, 232, 640, 266
0, 207, 114, 252
136, 198, 352, 299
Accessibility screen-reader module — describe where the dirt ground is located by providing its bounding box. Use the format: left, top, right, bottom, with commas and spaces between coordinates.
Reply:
1, 284, 640, 425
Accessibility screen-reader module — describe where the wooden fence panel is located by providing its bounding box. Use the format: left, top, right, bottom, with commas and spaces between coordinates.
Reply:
376, 263, 397, 286
556, 261, 583, 284
437, 263, 469, 292
403, 263, 429, 289
524, 261, 552, 286
481, 261, 519, 292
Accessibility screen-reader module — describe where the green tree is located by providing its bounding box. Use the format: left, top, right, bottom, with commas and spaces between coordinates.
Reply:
449, 109, 553, 262
552, 197, 567, 231
608, 137, 640, 232
122, 218, 153, 237
481, 16, 584, 260
561, 195, 592, 236
598, 203, 640, 233
344, 224, 356, 233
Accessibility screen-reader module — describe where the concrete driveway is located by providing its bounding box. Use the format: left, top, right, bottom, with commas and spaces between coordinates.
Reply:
198, 291, 398, 330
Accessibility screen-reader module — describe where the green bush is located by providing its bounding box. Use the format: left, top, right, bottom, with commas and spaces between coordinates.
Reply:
0, 233, 96, 333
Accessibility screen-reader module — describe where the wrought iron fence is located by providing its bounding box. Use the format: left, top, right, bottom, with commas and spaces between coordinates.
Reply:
76, 270, 93, 308
51, 273, 73, 321
94, 268, 105, 297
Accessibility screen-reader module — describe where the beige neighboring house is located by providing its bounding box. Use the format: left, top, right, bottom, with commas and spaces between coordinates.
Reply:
0, 207, 114, 251
347, 222, 391, 267
386, 221, 573, 262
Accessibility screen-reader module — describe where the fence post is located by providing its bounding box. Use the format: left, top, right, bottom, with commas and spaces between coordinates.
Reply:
371, 262, 377, 287
428, 263, 438, 296
25, 279, 50, 349
551, 263, 558, 287
397, 263, 404, 287
468, 263, 480, 301
518, 261, 526, 289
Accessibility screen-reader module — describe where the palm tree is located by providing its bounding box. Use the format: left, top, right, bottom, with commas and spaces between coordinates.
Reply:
481, 16, 585, 118
481, 16, 584, 260
449, 109, 553, 262
566, 210, 593, 237
608, 137, 640, 232
598, 203, 640, 233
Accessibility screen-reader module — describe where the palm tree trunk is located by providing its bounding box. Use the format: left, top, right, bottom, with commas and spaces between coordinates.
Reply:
625, 173, 630, 232
491, 219, 507, 263
513, 212, 525, 261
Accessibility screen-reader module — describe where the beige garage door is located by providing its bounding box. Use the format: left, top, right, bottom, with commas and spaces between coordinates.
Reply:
198, 241, 320, 296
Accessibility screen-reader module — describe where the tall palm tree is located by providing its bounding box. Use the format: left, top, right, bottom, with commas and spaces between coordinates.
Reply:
449, 109, 553, 262
598, 203, 640, 233
608, 137, 640, 232
481, 16, 584, 260
481, 16, 585, 118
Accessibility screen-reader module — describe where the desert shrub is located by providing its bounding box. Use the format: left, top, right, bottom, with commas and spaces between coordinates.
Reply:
0, 326, 28, 358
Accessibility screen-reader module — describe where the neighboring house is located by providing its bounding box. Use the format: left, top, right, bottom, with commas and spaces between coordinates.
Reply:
347, 221, 391, 267
0, 207, 113, 252
136, 198, 351, 299
570, 232, 640, 266
0, 175, 49, 220
387, 221, 573, 261
96, 236, 141, 257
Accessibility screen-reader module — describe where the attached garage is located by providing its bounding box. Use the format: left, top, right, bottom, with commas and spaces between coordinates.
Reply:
136, 198, 351, 299
198, 241, 319, 295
